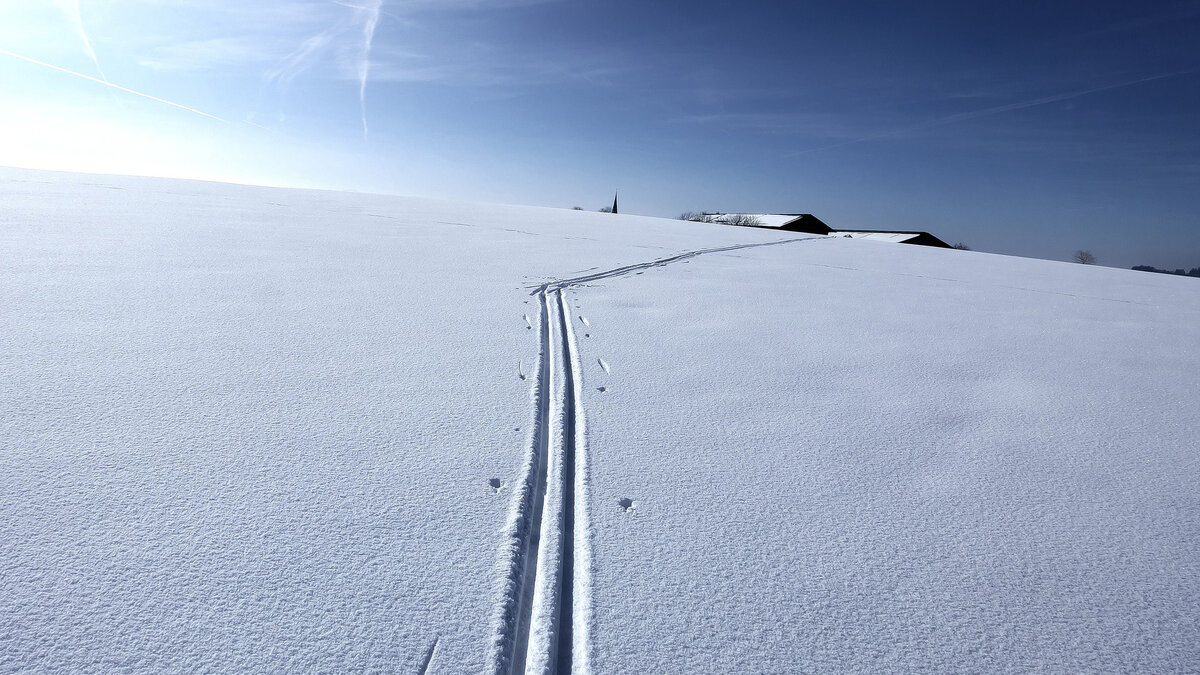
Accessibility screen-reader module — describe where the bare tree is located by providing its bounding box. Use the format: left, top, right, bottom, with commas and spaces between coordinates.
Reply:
598, 206, 612, 213
1073, 250, 1097, 265
722, 214, 763, 227
572, 206, 583, 210
952, 242, 971, 250
680, 212, 764, 226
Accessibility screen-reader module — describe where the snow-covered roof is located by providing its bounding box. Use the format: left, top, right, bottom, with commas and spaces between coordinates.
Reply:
830, 230, 923, 243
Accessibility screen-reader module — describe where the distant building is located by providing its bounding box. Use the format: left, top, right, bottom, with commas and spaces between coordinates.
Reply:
713, 213, 953, 248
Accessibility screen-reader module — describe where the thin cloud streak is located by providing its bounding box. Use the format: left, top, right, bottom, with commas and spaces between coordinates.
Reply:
790, 68, 1200, 156
55, 0, 107, 81
0, 48, 228, 123
359, 0, 383, 136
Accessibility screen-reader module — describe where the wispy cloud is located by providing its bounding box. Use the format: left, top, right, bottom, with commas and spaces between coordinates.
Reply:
27, 0, 570, 134
138, 38, 277, 72
0, 48, 228, 123
262, 0, 383, 135
384, 0, 553, 9
267, 27, 340, 87
789, 68, 1200, 156
356, 1, 383, 135
54, 0, 107, 81
365, 40, 633, 89
1054, 1, 1200, 46
674, 111, 869, 140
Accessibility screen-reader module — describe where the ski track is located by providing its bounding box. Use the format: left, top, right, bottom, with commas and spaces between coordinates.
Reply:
528, 237, 822, 295
554, 289, 580, 675
492, 236, 818, 673
489, 292, 552, 674
560, 291, 592, 675
417, 637, 440, 675
498, 289, 581, 675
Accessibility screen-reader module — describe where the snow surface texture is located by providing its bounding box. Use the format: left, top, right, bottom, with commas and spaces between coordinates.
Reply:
2, 167, 1198, 673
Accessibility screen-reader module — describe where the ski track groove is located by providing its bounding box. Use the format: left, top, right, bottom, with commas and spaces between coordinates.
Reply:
489, 292, 552, 675
560, 290, 592, 674
417, 637, 440, 675
493, 236, 819, 674
554, 289, 579, 675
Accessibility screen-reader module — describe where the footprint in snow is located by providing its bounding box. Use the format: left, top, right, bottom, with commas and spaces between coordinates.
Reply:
597, 386, 606, 393
518, 360, 527, 380
579, 316, 590, 327
523, 314, 532, 329
618, 497, 635, 513
598, 358, 610, 374
489, 478, 504, 493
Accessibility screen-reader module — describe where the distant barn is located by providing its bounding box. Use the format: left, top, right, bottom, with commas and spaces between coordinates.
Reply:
714, 213, 953, 248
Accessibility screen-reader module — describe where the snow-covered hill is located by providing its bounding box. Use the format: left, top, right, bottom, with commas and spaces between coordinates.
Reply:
2, 168, 1197, 673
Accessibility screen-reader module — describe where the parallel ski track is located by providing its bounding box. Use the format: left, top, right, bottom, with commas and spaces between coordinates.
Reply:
492, 236, 820, 674
492, 289, 580, 675
531, 237, 821, 294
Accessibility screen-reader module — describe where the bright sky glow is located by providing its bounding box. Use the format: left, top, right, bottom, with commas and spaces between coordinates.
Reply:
1, 0, 1199, 268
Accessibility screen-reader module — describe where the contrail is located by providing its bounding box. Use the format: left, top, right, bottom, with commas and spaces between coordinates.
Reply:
358, 0, 383, 136
55, 0, 108, 81
790, 68, 1199, 156
0, 48, 228, 123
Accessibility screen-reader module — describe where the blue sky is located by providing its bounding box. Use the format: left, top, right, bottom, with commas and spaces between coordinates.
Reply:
2, 0, 1199, 268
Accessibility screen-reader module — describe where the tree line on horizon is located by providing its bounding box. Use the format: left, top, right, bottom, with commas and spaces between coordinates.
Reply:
1131, 265, 1200, 278
678, 212, 763, 227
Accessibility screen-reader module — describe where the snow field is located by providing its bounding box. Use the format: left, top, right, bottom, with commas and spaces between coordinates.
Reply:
0, 169, 798, 673
573, 239, 1200, 672
3, 168, 1198, 673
